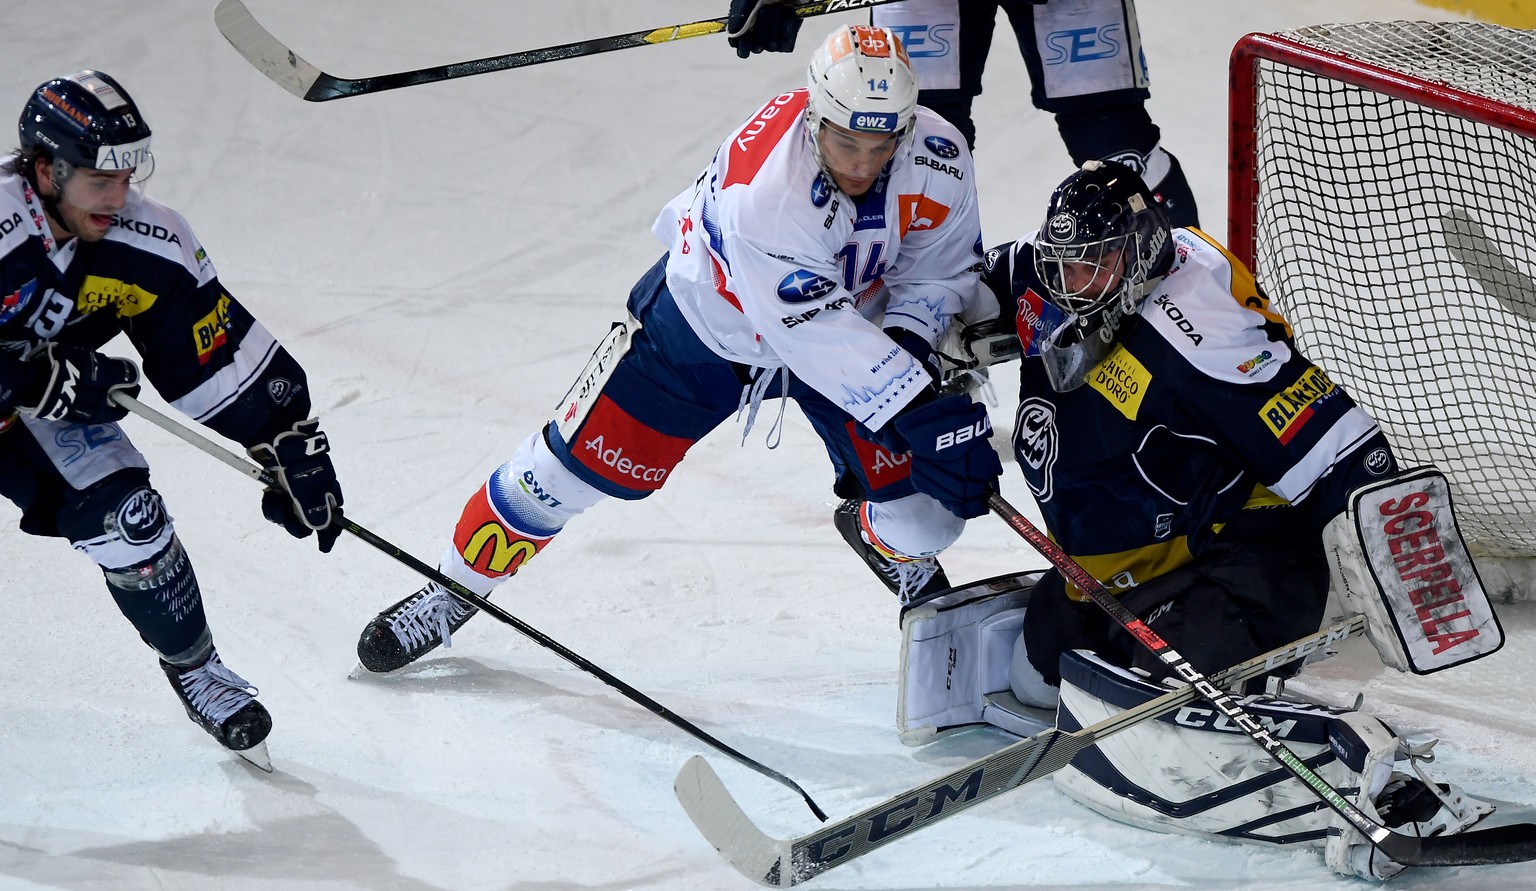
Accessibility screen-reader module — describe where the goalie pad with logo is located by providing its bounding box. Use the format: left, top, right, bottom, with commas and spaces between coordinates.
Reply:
1053, 650, 1494, 880
1323, 466, 1503, 673
896, 571, 1051, 745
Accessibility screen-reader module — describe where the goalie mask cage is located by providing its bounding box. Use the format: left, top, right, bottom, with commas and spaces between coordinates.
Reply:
1230, 21, 1536, 600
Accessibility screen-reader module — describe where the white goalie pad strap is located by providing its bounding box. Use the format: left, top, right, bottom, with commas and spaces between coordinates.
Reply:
896, 572, 1044, 745
1323, 466, 1503, 674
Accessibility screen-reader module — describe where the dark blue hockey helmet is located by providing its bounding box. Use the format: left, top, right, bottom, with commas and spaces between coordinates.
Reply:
18, 70, 152, 175
1032, 160, 1175, 392
1034, 159, 1172, 318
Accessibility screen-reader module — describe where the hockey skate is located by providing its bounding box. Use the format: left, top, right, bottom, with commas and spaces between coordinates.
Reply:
834, 498, 951, 605
356, 581, 479, 673
161, 649, 273, 772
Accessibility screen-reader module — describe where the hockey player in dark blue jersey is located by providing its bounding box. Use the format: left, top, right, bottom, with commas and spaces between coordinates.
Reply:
898, 160, 1505, 879
0, 71, 345, 767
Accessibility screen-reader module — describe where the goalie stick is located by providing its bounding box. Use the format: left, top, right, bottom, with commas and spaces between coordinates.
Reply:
110, 392, 829, 822
676, 614, 1368, 886
213, 0, 908, 102
985, 493, 1536, 870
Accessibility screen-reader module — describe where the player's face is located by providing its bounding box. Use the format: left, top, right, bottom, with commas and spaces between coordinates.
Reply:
1060, 244, 1128, 306
46, 164, 134, 242
817, 122, 901, 198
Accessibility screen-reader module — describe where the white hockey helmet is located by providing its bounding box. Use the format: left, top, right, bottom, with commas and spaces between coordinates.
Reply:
805, 25, 919, 156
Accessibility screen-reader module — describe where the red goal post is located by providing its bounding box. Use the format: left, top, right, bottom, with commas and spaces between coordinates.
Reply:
1229, 22, 1536, 600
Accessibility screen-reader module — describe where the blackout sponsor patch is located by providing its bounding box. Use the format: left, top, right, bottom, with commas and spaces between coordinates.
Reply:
1260, 365, 1338, 444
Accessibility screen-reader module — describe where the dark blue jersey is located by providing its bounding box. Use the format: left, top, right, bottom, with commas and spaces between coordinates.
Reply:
0, 165, 311, 447
981, 228, 1397, 598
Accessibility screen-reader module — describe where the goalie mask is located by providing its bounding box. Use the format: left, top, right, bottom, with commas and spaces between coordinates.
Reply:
805, 25, 919, 189
1034, 160, 1172, 391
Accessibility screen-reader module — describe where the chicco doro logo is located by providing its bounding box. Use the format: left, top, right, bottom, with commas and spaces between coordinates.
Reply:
924, 136, 960, 159
1047, 213, 1077, 243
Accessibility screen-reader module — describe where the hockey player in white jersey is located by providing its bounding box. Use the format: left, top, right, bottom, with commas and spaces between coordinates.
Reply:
355, 25, 1003, 672
897, 160, 1505, 880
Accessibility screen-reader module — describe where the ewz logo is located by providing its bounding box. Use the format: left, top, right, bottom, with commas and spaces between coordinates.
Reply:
1043, 25, 1122, 65
886, 24, 954, 58
849, 112, 898, 133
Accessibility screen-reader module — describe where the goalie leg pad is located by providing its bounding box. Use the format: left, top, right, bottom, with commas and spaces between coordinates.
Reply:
1324, 466, 1503, 673
896, 572, 1047, 745
1053, 650, 1496, 877
1054, 648, 1354, 848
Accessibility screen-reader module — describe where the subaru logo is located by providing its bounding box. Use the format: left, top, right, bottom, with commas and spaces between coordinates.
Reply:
924, 136, 960, 159
810, 173, 832, 208
776, 269, 840, 304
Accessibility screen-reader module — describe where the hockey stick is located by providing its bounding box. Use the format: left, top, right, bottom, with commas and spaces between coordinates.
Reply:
676, 614, 1369, 886
986, 493, 1536, 869
110, 392, 829, 822
214, 0, 908, 102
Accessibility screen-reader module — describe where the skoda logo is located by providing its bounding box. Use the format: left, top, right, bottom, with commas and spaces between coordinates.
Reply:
1047, 213, 1077, 243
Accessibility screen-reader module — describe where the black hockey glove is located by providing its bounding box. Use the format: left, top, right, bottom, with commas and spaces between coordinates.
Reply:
888, 395, 1002, 520
21, 343, 141, 423
248, 418, 345, 553
726, 0, 803, 59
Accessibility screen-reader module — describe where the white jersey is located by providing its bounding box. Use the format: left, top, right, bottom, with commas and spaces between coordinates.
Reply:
652, 90, 982, 432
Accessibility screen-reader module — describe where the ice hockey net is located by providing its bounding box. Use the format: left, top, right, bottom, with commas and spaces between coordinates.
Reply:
1230, 21, 1536, 600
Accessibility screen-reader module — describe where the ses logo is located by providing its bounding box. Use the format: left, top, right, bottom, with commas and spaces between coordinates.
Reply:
924, 136, 960, 159
777, 269, 840, 304
1043, 25, 1123, 65
848, 111, 898, 133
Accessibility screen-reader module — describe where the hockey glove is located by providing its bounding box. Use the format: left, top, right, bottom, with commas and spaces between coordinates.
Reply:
248, 418, 345, 553
726, 0, 803, 59
21, 343, 141, 423
889, 395, 1002, 520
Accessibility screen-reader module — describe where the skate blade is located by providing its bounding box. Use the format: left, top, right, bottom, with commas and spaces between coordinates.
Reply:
235, 740, 273, 773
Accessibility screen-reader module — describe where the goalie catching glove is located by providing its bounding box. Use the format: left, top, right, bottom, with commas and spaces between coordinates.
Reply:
248, 418, 345, 552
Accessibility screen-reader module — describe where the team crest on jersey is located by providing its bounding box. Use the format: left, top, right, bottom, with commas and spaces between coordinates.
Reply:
923, 136, 960, 159
1015, 397, 1059, 502
777, 269, 840, 304
810, 172, 833, 208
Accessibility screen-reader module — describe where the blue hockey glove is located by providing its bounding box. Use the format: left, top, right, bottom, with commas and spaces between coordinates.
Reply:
21, 343, 140, 423
727, 0, 803, 59
248, 418, 345, 553
889, 395, 1002, 519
